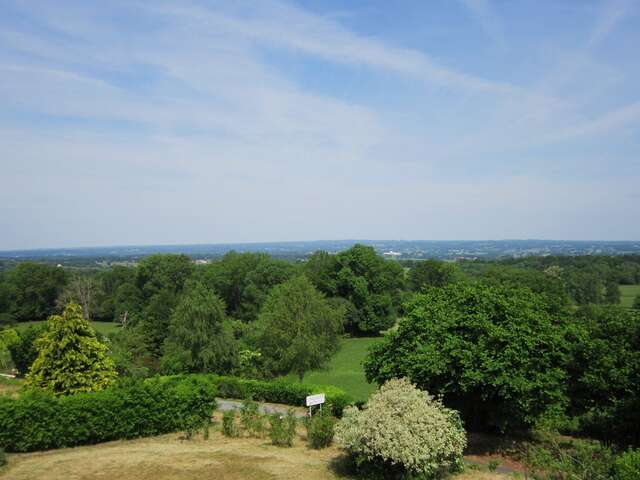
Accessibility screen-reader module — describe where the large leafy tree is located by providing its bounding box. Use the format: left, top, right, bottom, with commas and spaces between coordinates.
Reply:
135, 254, 194, 300
162, 282, 237, 374
364, 282, 569, 432
9, 262, 67, 321
7, 324, 47, 376
408, 259, 457, 290
26, 303, 117, 395
304, 245, 404, 335
566, 305, 640, 445
196, 251, 295, 322
254, 275, 343, 381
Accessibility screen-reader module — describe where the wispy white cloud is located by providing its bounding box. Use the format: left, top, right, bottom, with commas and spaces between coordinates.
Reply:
458, 0, 506, 49
589, 0, 635, 47
0, 0, 638, 248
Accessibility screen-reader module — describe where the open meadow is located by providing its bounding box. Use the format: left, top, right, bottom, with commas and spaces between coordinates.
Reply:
283, 337, 381, 401
620, 284, 640, 308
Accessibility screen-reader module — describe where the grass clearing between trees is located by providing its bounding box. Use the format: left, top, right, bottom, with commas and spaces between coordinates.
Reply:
620, 284, 640, 308
0, 414, 508, 480
283, 337, 382, 402
13, 320, 120, 337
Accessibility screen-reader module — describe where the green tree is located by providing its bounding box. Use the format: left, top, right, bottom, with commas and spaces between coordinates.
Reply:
603, 279, 621, 304
9, 262, 67, 321
135, 254, 194, 300
408, 259, 456, 290
364, 282, 569, 432
568, 271, 602, 305
140, 288, 178, 357
26, 303, 117, 395
162, 282, 237, 374
566, 305, 640, 445
7, 324, 47, 376
305, 245, 404, 335
254, 275, 343, 381
196, 251, 295, 322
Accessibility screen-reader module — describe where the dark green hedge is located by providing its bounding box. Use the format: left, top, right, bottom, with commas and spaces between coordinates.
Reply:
189, 374, 353, 416
0, 376, 216, 452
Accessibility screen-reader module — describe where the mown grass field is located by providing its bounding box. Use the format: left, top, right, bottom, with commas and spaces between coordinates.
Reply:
620, 284, 640, 308
0, 417, 507, 480
284, 337, 382, 402
13, 320, 120, 336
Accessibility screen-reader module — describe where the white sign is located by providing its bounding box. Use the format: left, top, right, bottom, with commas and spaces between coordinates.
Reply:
306, 393, 325, 407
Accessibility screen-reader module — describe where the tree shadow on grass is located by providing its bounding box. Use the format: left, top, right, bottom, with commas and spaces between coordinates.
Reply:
328, 453, 358, 479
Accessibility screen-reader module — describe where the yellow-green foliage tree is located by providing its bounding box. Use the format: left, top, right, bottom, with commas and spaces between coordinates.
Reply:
26, 303, 116, 395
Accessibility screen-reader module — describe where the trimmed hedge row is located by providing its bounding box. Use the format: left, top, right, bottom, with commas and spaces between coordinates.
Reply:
179, 374, 353, 416
0, 376, 216, 452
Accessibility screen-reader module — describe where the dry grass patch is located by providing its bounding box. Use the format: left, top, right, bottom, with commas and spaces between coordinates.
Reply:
0, 414, 510, 480
1, 429, 353, 480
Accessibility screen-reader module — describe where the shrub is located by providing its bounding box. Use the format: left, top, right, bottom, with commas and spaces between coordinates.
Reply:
335, 378, 466, 480
0, 376, 216, 452
523, 432, 616, 480
306, 410, 335, 449
0, 447, 5, 467
616, 449, 640, 480
240, 398, 266, 437
269, 409, 297, 447
222, 410, 239, 437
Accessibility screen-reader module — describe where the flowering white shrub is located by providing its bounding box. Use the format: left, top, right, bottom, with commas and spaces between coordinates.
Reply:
335, 378, 467, 479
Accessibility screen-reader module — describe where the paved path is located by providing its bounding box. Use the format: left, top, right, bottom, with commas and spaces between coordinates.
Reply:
216, 398, 308, 417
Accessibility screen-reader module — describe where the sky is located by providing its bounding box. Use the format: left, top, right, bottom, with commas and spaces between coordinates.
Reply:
0, 0, 639, 250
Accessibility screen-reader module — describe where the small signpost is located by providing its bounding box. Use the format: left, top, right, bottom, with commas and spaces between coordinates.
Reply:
305, 393, 325, 416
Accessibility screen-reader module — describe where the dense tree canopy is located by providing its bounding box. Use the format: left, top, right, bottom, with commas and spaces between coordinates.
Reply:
26, 303, 117, 395
364, 283, 569, 432
135, 254, 194, 300
7, 324, 47, 376
196, 251, 295, 322
408, 259, 457, 290
254, 275, 343, 381
304, 244, 404, 335
8, 263, 67, 321
566, 305, 640, 445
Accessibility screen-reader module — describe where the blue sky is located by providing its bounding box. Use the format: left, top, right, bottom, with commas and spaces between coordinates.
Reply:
0, 0, 638, 249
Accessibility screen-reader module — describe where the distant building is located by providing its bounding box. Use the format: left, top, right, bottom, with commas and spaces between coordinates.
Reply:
193, 259, 210, 265
382, 250, 401, 259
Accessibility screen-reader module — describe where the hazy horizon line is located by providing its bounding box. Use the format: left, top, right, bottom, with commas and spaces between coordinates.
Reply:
1, 238, 639, 255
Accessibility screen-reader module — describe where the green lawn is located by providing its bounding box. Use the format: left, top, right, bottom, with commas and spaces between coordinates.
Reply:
620, 284, 640, 308
14, 320, 121, 336
284, 336, 383, 401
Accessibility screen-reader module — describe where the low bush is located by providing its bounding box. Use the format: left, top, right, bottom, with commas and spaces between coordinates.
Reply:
523, 431, 616, 480
0, 447, 5, 467
0, 376, 216, 452
616, 449, 640, 480
335, 378, 466, 480
269, 409, 297, 447
240, 398, 266, 437
222, 410, 239, 437
305, 410, 335, 449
